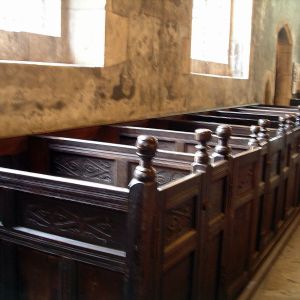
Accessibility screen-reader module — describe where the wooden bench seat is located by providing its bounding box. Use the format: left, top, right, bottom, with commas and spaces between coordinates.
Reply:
0, 104, 299, 300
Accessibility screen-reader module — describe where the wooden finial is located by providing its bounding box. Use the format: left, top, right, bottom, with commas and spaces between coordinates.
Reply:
248, 125, 261, 148
257, 119, 270, 143
295, 113, 300, 127
212, 125, 232, 162
134, 135, 158, 182
192, 129, 212, 171
290, 114, 297, 124
277, 115, 287, 136
285, 114, 295, 131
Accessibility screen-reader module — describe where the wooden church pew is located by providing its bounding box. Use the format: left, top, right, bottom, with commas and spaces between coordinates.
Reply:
0, 106, 299, 300
205, 108, 300, 208
235, 105, 300, 116
290, 98, 300, 106
0, 128, 231, 299
109, 115, 298, 298
44, 120, 281, 298
28, 123, 266, 299
131, 116, 298, 273
0, 135, 206, 300
247, 104, 300, 113
186, 113, 279, 128
182, 112, 300, 232
28, 127, 229, 299
233, 107, 300, 211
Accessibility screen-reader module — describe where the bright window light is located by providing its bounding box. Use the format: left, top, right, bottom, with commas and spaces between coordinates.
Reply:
0, 0, 61, 37
191, 0, 253, 78
191, 0, 231, 64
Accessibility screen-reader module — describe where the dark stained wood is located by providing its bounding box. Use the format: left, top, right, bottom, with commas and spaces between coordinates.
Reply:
0, 104, 299, 300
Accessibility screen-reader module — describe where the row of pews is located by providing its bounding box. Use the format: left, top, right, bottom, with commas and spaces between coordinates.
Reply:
0, 104, 300, 299
290, 98, 300, 106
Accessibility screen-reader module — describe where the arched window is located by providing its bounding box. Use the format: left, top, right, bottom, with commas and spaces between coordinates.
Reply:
191, 0, 253, 79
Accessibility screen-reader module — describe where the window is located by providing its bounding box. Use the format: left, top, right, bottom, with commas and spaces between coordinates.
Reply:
68, 0, 106, 66
0, 0, 61, 37
0, 0, 106, 67
191, 0, 253, 78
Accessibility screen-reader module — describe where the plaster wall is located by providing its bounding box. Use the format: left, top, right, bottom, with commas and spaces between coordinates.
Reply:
1, 0, 300, 138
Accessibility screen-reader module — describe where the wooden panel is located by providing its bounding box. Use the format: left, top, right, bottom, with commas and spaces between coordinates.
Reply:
0, 240, 17, 300
16, 191, 127, 251
156, 167, 190, 187
227, 201, 252, 294
51, 152, 115, 185
164, 197, 195, 246
255, 195, 265, 251
270, 151, 281, 176
201, 232, 223, 300
208, 178, 226, 220
77, 263, 124, 300
162, 255, 193, 300
18, 247, 60, 299
129, 162, 189, 187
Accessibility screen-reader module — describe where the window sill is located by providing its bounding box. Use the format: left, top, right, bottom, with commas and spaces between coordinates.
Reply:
0, 60, 103, 68
191, 71, 249, 80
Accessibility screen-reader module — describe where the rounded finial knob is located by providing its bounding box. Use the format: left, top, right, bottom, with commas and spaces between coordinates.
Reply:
258, 119, 270, 128
193, 129, 212, 167
250, 125, 260, 135
279, 115, 286, 123
277, 115, 287, 136
248, 125, 261, 148
215, 124, 232, 140
258, 119, 270, 143
290, 114, 297, 123
195, 128, 212, 144
134, 135, 158, 182
212, 125, 232, 162
295, 113, 300, 127
285, 114, 295, 131
136, 135, 158, 157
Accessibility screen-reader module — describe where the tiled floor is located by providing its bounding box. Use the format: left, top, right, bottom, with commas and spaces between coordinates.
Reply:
252, 223, 300, 299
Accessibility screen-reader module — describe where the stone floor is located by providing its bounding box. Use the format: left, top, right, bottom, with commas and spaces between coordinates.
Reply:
252, 223, 300, 299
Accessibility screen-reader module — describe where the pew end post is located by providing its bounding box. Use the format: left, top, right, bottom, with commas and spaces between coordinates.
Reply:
126, 135, 159, 300
211, 125, 232, 163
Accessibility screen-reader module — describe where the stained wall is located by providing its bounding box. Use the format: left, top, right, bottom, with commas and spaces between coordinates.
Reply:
1, 0, 300, 138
